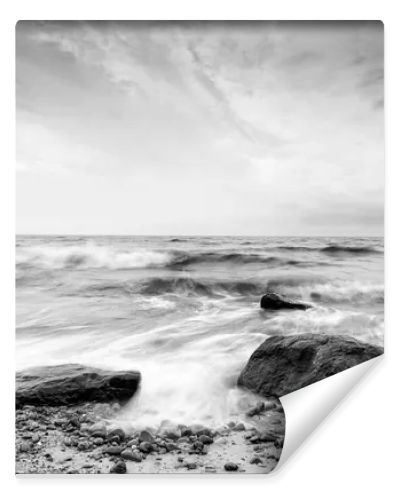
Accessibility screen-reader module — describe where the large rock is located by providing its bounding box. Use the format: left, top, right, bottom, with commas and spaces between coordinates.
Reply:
260, 292, 310, 311
16, 364, 141, 408
238, 334, 383, 397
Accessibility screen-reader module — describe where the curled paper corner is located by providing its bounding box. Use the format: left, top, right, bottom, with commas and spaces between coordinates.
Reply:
275, 354, 384, 470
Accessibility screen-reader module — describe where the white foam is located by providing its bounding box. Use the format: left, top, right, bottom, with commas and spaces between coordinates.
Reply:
16, 243, 175, 269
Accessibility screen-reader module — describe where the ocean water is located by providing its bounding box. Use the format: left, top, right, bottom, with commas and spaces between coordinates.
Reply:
16, 235, 384, 428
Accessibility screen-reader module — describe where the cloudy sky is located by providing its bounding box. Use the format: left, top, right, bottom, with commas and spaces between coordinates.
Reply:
16, 21, 384, 236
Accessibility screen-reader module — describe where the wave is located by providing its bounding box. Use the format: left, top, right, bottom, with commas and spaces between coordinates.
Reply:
267, 278, 384, 305
140, 277, 264, 297
16, 245, 175, 270
169, 252, 283, 267
320, 245, 382, 255
275, 244, 382, 255
16, 245, 317, 271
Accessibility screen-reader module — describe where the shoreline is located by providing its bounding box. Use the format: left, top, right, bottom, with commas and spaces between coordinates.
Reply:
15, 398, 285, 474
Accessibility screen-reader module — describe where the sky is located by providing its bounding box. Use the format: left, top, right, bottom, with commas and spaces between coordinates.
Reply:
16, 21, 384, 236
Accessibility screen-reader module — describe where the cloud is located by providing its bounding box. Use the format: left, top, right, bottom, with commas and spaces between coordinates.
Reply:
16, 21, 384, 235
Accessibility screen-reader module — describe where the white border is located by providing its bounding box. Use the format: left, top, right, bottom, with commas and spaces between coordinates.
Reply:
1, 2, 399, 499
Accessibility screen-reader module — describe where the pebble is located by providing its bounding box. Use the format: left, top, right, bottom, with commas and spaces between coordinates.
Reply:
198, 435, 213, 445
89, 422, 107, 438
163, 428, 181, 440
139, 441, 152, 454
246, 402, 265, 417
131, 451, 143, 462
224, 462, 239, 472
185, 461, 198, 470
233, 423, 246, 431
139, 430, 154, 443
108, 428, 126, 441
93, 437, 104, 446
104, 445, 123, 455
120, 449, 136, 460
110, 461, 126, 474
259, 431, 276, 443
250, 456, 263, 465
165, 442, 178, 452
31, 433, 40, 444
18, 442, 31, 453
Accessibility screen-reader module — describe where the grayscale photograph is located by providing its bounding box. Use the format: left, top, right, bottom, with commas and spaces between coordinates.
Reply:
15, 20, 384, 474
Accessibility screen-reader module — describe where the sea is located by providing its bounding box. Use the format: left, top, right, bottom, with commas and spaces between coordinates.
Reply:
16, 235, 384, 428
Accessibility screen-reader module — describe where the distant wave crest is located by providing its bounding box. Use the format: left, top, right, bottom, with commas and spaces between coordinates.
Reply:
16, 245, 316, 270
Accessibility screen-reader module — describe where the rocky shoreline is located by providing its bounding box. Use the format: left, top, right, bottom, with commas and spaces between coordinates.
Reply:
15, 398, 285, 474
15, 298, 382, 474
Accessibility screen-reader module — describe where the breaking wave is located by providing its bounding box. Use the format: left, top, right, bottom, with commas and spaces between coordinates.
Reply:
268, 279, 384, 305
16, 245, 316, 270
140, 277, 264, 297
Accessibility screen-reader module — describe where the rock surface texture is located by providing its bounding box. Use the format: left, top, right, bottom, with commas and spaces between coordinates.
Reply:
238, 334, 383, 397
260, 292, 310, 311
16, 364, 141, 408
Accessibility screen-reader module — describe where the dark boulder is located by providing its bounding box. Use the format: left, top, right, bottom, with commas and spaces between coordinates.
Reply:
260, 292, 310, 311
16, 364, 141, 408
238, 334, 383, 397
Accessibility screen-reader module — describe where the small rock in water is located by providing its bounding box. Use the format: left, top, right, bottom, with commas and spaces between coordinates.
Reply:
139, 430, 154, 443
233, 423, 246, 431
93, 437, 104, 446
110, 461, 127, 474
250, 456, 263, 465
77, 441, 89, 451
224, 462, 239, 472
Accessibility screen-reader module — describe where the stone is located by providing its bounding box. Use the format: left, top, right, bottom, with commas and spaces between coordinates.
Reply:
110, 461, 126, 474
77, 441, 89, 451
18, 442, 31, 453
139, 441, 152, 454
246, 402, 265, 417
198, 434, 213, 445
165, 442, 178, 452
163, 428, 181, 440
120, 448, 136, 460
238, 334, 383, 397
260, 292, 310, 311
108, 427, 125, 441
16, 364, 141, 408
104, 445, 123, 455
250, 456, 263, 465
224, 462, 239, 471
233, 422, 246, 431
31, 433, 40, 443
138, 430, 154, 443
130, 451, 143, 462
93, 437, 104, 446
185, 460, 197, 470
89, 422, 107, 438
